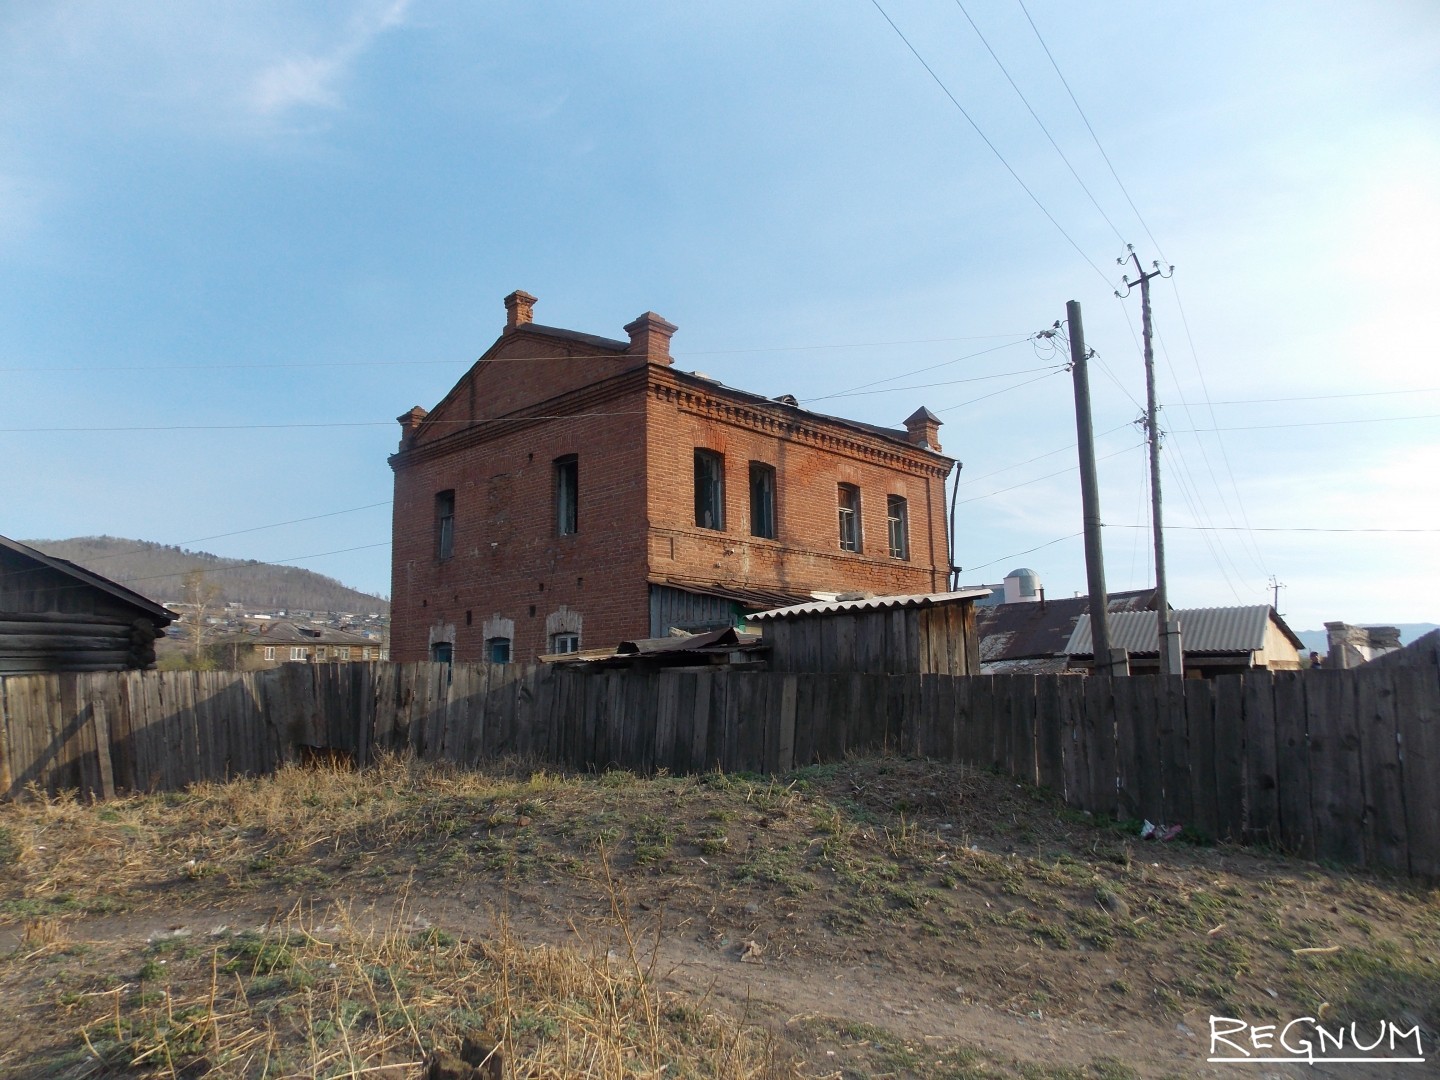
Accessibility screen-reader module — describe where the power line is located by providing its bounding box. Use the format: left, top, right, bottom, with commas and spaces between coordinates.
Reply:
0, 333, 1037, 374
19, 502, 396, 571
1171, 413, 1440, 433
800, 337, 1032, 404
0, 411, 648, 434
961, 532, 1084, 575
956, 440, 1143, 505
1108, 524, 1440, 534
1016, 0, 1169, 264
956, 420, 1133, 486
952, 0, 1126, 246
934, 369, 1066, 415
805, 363, 1063, 402
867, 0, 1115, 288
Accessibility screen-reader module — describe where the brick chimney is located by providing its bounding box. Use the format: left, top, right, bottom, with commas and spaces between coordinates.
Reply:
504, 290, 537, 330
623, 311, 678, 365
397, 405, 429, 448
903, 407, 942, 452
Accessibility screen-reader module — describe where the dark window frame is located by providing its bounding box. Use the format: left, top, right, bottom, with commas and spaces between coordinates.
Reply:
694, 449, 726, 531
554, 454, 578, 536
838, 483, 862, 553
486, 637, 512, 664
435, 489, 456, 561
430, 642, 454, 664
748, 461, 776, 540
886, 494, 910, 561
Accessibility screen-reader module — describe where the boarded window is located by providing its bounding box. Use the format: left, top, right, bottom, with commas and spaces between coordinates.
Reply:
435, 489, 455, 560
838, 484, 861, 552
694, 449, 725, 530
749, 461, 776, 539
555, 455, 578, 535
487, 637, 512, 664
887, 495, 909, 560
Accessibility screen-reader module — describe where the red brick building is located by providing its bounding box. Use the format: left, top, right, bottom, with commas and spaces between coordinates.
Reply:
388, 292, 956, 662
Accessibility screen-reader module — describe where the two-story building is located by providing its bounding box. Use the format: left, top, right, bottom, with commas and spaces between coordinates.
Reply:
388, 292, 956, 663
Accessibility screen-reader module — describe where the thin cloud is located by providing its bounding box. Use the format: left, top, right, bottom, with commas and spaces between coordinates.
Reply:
248, 0, 411, 118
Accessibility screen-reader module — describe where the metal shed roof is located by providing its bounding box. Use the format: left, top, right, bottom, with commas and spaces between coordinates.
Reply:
746, 590, 992, 622
1066, 605, 1302, 657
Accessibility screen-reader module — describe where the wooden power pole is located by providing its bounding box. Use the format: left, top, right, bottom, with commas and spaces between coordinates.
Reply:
1121, 246, 1181, 675
1065, 301, 1116, 675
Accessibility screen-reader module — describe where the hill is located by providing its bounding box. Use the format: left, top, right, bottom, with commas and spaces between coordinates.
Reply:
25, 536, 388, 614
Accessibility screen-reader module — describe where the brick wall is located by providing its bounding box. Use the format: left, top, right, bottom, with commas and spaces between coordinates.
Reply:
645, 372, 951, 600
390, 366, 652, 662
390, 300, 955, 663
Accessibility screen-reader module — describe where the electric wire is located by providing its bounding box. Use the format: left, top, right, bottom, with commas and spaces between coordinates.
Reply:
868, 0, 1115, 289
1016, 0, 1169, 264
800, 337, 1033, 404
962, 532, 1084, 575
953, 0, 1127, 246
956, 441, 1144, 505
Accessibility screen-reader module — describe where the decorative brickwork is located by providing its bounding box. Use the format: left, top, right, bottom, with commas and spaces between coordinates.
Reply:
389, 295, 956, 662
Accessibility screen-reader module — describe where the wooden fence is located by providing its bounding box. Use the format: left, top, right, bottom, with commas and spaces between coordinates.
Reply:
1, 647, 1437, 877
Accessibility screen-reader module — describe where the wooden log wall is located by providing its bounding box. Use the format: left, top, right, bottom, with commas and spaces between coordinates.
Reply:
1, 652, 1438, 877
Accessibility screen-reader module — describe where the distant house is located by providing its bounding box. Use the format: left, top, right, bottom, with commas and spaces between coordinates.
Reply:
241, 622, 382, 668
1066, 605, 1303, 677
0, 534, 174, 674
388, 291, 956, 663
976, 587, 1156, 674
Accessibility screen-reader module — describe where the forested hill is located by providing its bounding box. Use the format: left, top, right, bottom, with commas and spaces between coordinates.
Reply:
26, 536, 388, 614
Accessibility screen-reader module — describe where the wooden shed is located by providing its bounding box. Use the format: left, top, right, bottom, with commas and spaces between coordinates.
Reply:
0, 535, 175, 674
747, 590, 990, 675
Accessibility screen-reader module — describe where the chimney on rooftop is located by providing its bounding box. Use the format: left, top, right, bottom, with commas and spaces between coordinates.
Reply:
903, 407, 943, 452
396, 405, 428, 448
504, 290, 537, 330
624, 311, 678, 365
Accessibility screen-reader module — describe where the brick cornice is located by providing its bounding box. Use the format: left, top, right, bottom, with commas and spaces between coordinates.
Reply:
647, 524, 942, 575
648, 371, 953, 479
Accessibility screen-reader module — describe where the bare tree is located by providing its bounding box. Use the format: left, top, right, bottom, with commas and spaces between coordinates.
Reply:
181, 570, 222, 668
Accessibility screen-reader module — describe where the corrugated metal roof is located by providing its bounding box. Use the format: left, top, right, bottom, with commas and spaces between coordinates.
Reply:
746, 589, 992, 622
653, 576, 817, 611
1065, 605, 1292, 656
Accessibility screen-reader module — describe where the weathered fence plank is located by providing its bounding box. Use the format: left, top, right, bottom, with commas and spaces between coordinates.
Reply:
1211, 676, 1245, 842
1184, 678, 1219, 840
1241, 670, 1278, 845
1397, 664, 1440, 878
1272, 672, 1315, 858
1308, 672, 1365, 866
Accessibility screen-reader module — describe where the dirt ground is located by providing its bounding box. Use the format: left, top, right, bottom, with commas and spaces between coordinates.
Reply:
0, 756, 1436, 1078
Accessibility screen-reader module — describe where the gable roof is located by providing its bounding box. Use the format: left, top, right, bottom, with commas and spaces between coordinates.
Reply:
1065, 605, 1303, 657
254, 622, 374, 646
1, 534, 174, 623
977, 589, 1155, 663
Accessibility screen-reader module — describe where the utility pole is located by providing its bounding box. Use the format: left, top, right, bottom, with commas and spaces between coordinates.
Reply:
1269, 575, 1285, 614
1064, 302, 1117, 676
1120, 246, 1181, 675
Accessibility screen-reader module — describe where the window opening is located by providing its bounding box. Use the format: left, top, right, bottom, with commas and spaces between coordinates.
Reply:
749, 462, 776, 539
549, 632, 580, 654
435, 490, 455, 560
694, 449, 725, 530
555, 455, 578, 535
838, 484, 862, 552
887, 495, 909, 560
487, 637, 512, 664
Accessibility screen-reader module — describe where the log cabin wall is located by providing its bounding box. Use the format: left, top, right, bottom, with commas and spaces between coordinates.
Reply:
0, 545, 167, 674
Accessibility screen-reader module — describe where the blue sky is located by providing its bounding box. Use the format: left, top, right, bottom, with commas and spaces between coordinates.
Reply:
2, 1, 1437, 632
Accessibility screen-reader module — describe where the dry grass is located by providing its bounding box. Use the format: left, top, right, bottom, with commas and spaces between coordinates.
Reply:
1, 754, 1438, 1077
68, 895, 790, 1079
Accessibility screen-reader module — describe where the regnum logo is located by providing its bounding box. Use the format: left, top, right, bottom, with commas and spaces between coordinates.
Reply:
1209, 1016, 1427, 1065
